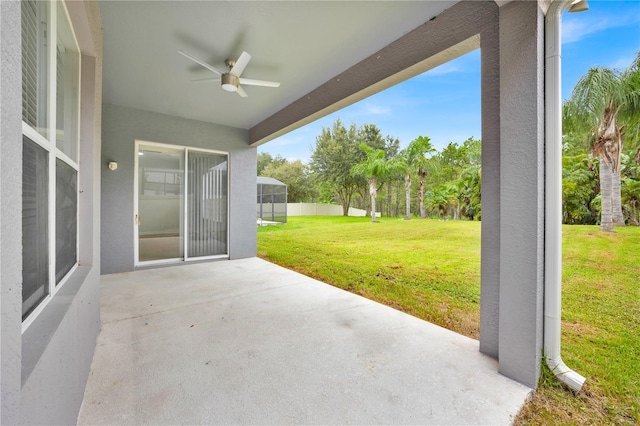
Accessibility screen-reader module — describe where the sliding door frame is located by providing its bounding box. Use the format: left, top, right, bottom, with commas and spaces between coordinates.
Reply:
134, 139, 230, 267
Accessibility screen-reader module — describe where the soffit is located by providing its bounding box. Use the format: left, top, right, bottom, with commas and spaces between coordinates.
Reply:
99, 1, 456, 132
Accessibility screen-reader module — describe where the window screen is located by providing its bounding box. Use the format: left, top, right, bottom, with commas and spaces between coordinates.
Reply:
56, 159, 77, 284
22, 136, 49, 320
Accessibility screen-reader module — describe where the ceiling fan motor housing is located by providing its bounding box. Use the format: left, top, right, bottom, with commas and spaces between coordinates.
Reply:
221, 74, 239, 92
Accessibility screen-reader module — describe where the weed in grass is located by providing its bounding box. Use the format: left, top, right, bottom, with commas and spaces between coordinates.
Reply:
514, 364, 636, 425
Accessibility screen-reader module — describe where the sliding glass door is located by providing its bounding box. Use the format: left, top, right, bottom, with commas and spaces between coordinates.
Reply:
137, 145, 184, 262
135, 142, 228, 265
187, 150, 227, 257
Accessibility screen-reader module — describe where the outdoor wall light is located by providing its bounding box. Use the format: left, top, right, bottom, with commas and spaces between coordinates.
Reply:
108, 161, 118, 171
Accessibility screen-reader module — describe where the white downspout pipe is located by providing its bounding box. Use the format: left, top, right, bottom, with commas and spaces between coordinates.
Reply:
544, 0, 587, 393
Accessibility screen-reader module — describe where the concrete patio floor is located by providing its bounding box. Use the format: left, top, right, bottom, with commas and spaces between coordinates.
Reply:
78, 258, 532, 425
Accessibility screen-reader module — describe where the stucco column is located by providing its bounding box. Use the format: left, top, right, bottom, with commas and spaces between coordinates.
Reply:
479, 5, 501, 360
1, 1, 24, 423
497, 1, 545, 388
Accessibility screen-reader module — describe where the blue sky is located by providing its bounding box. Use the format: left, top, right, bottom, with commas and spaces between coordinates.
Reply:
260, 1, 640, 163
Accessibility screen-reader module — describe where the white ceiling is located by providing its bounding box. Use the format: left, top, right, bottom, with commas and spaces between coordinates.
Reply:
99, 1, 457, 132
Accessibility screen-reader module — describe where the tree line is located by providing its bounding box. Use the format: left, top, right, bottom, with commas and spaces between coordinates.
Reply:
259, 119, 481, 222
259, 51, 640, 228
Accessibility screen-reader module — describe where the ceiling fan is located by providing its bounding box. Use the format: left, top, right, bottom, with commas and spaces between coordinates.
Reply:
178, 50, 280, 97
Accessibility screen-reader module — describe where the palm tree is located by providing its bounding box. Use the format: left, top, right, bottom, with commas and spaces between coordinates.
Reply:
622, 178, 640, 225
564, 52, 640, 231
427, 185, 456, 219
401, 136, 436, 220
351, 144, 402, 222
416, 155, 440, 219
454, 166, 482, 220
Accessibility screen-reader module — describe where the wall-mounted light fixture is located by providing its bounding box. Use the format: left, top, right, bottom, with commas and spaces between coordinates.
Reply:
108, 161, 118, 171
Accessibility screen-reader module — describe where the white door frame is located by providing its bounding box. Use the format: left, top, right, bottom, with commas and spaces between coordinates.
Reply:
134, 140, 230, 267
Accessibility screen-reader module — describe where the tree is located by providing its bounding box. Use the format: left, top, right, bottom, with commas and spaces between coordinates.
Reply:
426, 185, 456, 219
383, 136, 402, 217
454, 165, 482, 220
353, 124, 386, 213
562, 154, 598, 224
358, 123, 387, 151
433, 137, 481, 220
564, 52, 640, 231
309, 119, 362, 216
621, 152, 640, 225
351, 144, 402, 223
622, 178, 640, 225
401, 136, 436, 220
261, 159, 316, 203
412, 137, 438, 218
257, 152, 285, 176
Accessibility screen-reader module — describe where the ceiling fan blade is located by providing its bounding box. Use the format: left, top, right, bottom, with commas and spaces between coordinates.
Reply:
190, 77, 221, 83
239, 78, 280, 88
236, 85, 248, 98
230, 51, 251, 77
178, 50, 223, 76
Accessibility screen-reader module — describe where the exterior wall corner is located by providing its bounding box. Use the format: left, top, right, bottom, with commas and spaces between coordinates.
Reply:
1, 1, 25, 423
479, 1, 501, 360
497, 0, 546, 389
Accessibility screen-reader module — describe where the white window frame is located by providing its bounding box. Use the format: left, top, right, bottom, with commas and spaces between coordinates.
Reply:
22, 0, 81, 332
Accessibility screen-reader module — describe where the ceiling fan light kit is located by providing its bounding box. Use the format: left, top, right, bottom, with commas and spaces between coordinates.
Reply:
178, 49, 280, 97
221, 74, 239, 92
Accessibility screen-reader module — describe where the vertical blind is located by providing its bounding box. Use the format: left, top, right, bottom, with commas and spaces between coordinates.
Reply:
187, 151, 228, 257
21, 0, 48, 138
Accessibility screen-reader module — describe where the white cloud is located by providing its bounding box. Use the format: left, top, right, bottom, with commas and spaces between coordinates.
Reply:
270, 138, 294, 146
359, 101, 391, 115
563, 13, 640, 44
609, 54, 635, 71
271, 132, 310, 146
424, 62, 460, 76
418, 49, 480, 78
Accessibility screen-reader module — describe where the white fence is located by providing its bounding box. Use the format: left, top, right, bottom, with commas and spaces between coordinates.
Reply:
286, 203, 380, 217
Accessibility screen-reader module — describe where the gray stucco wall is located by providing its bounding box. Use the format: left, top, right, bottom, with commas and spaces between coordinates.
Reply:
101, 104, 256, 274
20, 1, 104, 423
2, 1, 103, 423
20, 267, 101, 425
497, 0, 545, 389
479, 2, 501, 361
249, 0, 545, 390
1, 1, 23, 423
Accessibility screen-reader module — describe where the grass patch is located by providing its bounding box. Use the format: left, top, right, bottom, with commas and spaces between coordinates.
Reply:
259, 216, 481, 337
258, 217, 639, 425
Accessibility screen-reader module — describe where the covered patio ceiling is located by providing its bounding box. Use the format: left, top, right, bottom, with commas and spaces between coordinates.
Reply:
99, 1, 461, 143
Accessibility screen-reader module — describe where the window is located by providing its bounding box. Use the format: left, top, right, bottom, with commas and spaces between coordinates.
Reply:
21, 0, 80, 326
21, 0, 49, 139
22, 137, 49, 319
55, 158, 78, 283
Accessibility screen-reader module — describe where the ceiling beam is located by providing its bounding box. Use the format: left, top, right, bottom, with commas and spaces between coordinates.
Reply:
249, 1, 497, 146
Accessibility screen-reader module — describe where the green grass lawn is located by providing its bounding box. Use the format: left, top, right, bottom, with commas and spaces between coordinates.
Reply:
258, 216, 639, 425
